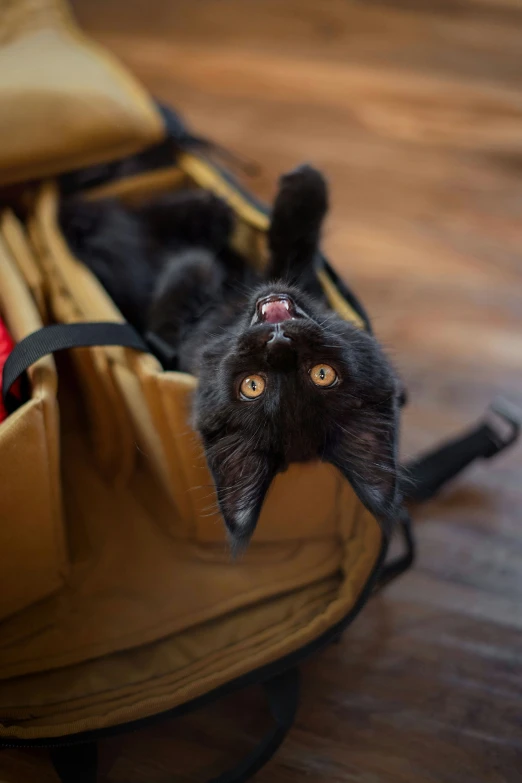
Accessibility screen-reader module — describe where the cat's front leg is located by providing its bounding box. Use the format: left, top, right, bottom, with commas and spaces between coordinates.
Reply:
146, 248, 224, 369
267, 164, 328, 294
139, 190, 234, 252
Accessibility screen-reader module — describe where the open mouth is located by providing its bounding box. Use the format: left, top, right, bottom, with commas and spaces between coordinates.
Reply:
252, 294, 305, 325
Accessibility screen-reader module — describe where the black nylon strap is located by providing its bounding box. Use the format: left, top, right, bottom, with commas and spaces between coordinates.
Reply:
49, 668, 299, 783
404, 397, 521, 504
156, 101, 200, 147
2, 322, 148, 415
50, 743, 98, 783
373, 399, 522, 591
209, 667, 300, 783
374, 509, 415, 593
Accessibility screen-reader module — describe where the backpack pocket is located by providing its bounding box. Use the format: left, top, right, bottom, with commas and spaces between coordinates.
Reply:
0, 215, 67, 621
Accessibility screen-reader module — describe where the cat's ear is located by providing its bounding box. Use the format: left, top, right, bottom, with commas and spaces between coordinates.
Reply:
326, 401, 401, 536
204, 437, 278, 554
268, 164, 328, 280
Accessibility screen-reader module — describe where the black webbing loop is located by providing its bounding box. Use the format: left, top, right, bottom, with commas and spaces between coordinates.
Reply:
373, 509, 415, 593
50, 668, 300, 783
2, 322, 148, 415
208, 667, 300, 783
403, 397, 521, 504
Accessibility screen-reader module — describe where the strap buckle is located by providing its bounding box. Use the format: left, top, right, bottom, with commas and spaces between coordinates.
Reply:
483, 397, 522, 458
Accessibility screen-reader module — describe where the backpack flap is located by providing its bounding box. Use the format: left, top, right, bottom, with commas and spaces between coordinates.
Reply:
0, 0, 163, 188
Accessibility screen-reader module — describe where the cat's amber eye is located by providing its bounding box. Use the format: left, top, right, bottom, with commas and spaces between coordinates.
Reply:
310, 364, 338, 388
239, 374, 266, 400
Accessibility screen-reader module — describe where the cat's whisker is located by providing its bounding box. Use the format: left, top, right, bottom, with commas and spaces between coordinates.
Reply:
226, 280, 257, 296
191, 490, 220, 504
198, 508, 221, 519
134, 442, 150, 460
216, 482, 256, 498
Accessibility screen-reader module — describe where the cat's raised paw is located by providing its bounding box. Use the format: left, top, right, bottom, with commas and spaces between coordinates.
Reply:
280, 162, 327, 201
276, 164, 328, 224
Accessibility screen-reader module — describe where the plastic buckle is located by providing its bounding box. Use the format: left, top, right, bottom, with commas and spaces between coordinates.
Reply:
483, 397, 522, 457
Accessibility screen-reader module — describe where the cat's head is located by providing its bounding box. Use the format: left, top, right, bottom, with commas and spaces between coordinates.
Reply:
194, 166, 402, 552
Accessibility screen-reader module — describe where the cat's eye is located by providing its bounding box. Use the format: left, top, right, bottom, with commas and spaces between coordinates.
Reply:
310, 364, 338, 388
239, 374, 266, 400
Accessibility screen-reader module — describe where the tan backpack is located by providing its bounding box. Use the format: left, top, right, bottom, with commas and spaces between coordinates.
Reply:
0, 2, 518, 781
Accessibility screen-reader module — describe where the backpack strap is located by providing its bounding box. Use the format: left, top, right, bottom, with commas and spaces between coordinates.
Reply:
403, 397, 521, 504
209, 668, 300, 783
50, 667, 300, 783
373, 508, 415, 593
2, 322, 148, 415
50, 743, 98, 783
373, 398, 522, 594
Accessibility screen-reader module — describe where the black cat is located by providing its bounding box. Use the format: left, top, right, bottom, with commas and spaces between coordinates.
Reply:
60, 165, 402, 551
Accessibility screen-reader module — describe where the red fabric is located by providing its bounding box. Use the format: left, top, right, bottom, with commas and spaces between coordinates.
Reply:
0, 317, 16, 423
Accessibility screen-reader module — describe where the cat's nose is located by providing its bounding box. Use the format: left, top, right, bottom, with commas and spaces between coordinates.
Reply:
266, 325, 292, 345
265, 326, 296, 369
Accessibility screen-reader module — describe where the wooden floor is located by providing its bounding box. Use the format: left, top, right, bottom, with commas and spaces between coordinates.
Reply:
4, 0, 522, 781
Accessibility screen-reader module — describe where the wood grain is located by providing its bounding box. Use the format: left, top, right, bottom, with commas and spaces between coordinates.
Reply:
3, 0, 522, 780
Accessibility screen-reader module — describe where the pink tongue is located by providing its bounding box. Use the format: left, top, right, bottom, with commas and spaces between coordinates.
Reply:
263, 302, 292, 323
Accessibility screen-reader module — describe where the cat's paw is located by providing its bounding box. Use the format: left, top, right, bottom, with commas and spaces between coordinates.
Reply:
183, 191, 234, 250
142, 189, 234, 251
268, 163, 329, 277
277, 164, 328, 220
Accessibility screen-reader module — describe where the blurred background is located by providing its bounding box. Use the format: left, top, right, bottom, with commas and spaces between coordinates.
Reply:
8, 1, 522, 780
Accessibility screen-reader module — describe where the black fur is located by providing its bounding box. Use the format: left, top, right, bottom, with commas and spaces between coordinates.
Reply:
59, 197, 156, 331
60, 165, 402, 551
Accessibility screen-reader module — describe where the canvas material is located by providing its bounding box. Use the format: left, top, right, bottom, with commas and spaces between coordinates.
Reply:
0, 0, 163, 187
0, 212, 66, 621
